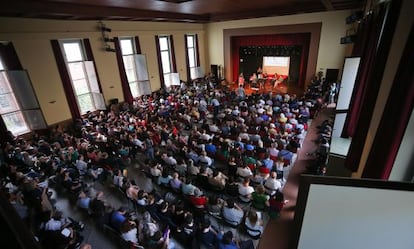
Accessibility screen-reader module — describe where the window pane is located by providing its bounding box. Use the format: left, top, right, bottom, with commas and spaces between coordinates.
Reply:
77, 93, 94, 114
123, 55, 135, 70
2, 111, 29, 135
84, 61, 99, 93
134, 54, 150, 81
0, 93, 19, 114
159, 37, 169, 51
23, 109, 47, 130
125, 68, 137, 82
0, 72, 13, 94
68, 62, 86, 81
0, 59, 4, 70
187, 36, 194, 47
161, 51, 171, 73
73, 78, 89, 95
129, 82, 138, 98
63, 42, 84, 62
123, 55, 137, 82
120, 39, 134, 55
188, 48, 195, 67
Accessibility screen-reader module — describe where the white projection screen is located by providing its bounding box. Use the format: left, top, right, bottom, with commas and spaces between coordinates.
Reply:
292, 176, 414, 249
262, 56, 290, 75
337, 57, 360, 110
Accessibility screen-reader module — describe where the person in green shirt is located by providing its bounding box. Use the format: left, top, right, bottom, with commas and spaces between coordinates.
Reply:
251, 185, 270, 210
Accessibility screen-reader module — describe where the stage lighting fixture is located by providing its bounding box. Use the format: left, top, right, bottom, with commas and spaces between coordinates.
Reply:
346, 11, 364, 24
104, 37, 115, 42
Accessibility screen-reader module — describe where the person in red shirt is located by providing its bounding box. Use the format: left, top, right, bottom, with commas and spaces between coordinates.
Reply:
190, 189, 208, 209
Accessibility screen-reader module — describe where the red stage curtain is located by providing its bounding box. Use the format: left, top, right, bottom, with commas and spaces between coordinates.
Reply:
344, 0, 402, 172
362, 25, 414, 179
231, 33, 310, 87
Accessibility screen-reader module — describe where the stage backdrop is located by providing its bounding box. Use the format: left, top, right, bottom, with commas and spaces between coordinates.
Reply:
239, 46, 302, 83
231, 33, 310, 87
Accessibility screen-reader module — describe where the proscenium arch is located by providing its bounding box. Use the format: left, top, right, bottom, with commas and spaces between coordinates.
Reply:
223, 23, 322, 89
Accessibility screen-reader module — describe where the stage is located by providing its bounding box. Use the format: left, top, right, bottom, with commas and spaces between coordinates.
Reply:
228, 80, 304, 96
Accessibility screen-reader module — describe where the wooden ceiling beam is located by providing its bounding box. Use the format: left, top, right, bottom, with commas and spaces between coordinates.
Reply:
320, 0, 335, 10
0, 1, 210, 23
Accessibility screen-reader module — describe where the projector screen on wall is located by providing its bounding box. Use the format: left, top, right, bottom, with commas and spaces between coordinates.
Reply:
262, 56, 290, 75
292, 176, 414, 249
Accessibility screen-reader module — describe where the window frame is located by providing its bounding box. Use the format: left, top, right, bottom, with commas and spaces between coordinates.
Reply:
119, 37, 152, 98
0, 61, 30, 135
60, 39, 103, 115
157, 35, 179, 88
0, 54, 46, 136
185, 34, 201, 81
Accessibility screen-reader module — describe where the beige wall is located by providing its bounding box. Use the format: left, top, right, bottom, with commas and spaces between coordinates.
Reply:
0, 11, 353, 126
0, 18, 205, 125
206, 10, 354, 81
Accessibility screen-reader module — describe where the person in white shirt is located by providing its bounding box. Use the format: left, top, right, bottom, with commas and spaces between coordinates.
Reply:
236, 165, 253, 178
264, 171, 283, 196
238, 178, 254, 202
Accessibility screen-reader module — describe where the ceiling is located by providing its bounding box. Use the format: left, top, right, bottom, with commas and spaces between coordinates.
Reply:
1, 0, 365, 23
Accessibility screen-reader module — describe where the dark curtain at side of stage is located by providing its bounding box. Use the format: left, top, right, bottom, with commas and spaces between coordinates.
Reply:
239, 45, 302, 83
231, 33, 310, 87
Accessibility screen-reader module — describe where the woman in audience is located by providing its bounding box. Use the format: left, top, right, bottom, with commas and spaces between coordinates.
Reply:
244, 210, 264, 238
139, 211, 160, 241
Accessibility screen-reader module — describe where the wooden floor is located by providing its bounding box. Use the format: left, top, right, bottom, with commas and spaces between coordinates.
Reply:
257, 106, 334, 249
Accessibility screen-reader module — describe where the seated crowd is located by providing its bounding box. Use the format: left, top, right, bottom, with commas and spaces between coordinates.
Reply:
0, 77, 327, 249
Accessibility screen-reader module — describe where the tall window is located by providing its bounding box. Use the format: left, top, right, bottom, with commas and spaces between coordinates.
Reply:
187, 35, 197, 69
185, 34, 202, 80
157, 35, 178, 88
60, 40, 104, 115
0, 52, 46, 136
119, 37, 151, 97
0, 58, 29, 135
